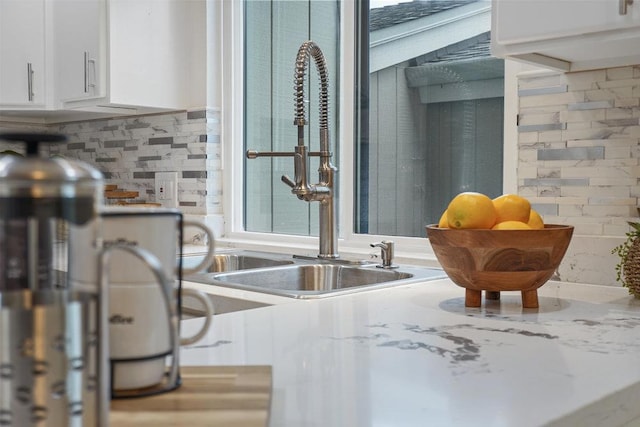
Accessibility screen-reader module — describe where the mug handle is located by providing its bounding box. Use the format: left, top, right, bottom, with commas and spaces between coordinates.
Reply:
179, 288, 214, 345
181, 219, 216, 275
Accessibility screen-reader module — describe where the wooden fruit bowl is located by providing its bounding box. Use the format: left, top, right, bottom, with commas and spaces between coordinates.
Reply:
425, 224, 574, 308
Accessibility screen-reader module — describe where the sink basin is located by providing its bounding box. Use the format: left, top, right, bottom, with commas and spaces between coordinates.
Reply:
215, 264, 410, 290
187, 257, 446, 298
182, 251, 294, 273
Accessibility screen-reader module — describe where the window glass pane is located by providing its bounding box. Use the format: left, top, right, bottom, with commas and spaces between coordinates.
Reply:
244, 0, 503, 240
356, 0, 503, 237
244, 0, 340, 236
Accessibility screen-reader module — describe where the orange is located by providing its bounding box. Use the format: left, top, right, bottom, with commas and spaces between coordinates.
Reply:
446, 192, 497, 229
492, 194, 531, 224
527, 209, 544, 229
492, 220, 532, 230
438, 210, 449, 228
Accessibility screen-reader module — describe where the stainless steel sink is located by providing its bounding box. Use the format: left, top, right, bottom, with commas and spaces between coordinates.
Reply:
184, 251, 446, 298
214, 263, 411, 291
182, 251, 294, 273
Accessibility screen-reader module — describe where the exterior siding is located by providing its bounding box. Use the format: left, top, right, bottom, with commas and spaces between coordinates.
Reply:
367, 62, 503, 237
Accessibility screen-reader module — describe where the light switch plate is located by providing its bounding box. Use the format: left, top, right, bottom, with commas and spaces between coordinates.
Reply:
155, 171, 178, 208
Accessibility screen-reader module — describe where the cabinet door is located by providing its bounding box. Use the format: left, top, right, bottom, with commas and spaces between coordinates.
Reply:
53, 0, 104, 102
108, 0, 206, 109
493, 0, 640, 45
0, 0, 46, 107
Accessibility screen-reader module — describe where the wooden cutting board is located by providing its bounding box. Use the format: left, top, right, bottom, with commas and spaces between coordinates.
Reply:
105, 190, 140, 199
110, 366, 272, 427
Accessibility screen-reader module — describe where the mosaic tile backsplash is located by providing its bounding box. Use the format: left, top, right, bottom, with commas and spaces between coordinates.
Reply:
0, 110, 221, 217
517, 66, 640, 237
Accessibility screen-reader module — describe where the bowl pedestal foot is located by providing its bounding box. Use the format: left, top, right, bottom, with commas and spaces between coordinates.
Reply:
465, 289, 482, 307
521, 290, 539, 308
464, 289, 539, 308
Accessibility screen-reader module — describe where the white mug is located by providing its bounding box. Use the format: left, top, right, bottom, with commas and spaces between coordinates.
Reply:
68, 207, 217, 394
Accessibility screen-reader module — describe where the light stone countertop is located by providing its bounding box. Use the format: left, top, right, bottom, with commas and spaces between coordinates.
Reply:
179, 277, 640, 427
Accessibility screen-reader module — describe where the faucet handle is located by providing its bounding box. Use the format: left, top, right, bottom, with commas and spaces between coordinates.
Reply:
370, 240, 397, 269
281, 175, 296, 188
246, 149, 295, 159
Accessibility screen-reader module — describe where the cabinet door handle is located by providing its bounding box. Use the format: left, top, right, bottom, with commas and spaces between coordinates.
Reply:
27, 63, 34, 101
620, 0, 633, 15
84, 51, 97, 93
84, 51, 89, 93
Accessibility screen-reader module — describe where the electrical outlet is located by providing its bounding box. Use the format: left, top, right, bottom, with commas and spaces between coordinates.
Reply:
155, 172, 178, 208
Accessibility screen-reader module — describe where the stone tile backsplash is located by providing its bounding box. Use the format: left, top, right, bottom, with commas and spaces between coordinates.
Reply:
517, 65, 640, 238
0, 110, 222, 217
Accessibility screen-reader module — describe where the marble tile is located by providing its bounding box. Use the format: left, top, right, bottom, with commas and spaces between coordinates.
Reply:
516, 65, 640, 285
11, 110, 223, 216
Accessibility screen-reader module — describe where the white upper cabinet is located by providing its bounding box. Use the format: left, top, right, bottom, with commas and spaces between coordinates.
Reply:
61, 0, 206, 114
107, 0, 205, 110
0, 0, 205, 121
0, 0, 47, 107
491, 0, 640, 71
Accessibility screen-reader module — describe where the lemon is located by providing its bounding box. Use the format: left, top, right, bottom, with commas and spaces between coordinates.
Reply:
438, 210, 449, 228
492, 220, 532, 230
493, 194, 531, 224
447, 192, 497, 229
527, 209, 544, 229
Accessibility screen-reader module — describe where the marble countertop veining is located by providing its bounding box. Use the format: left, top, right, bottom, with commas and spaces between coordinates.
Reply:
179, 278, 640, 427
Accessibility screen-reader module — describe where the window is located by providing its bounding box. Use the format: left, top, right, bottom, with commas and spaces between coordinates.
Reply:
243, 1, 341, 237
241, 0, 503, 243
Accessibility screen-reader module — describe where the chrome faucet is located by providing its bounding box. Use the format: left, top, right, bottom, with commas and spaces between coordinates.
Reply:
246, 41, 338, 259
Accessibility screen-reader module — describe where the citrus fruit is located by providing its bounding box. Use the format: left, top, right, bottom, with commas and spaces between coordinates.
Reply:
527, 209, 544, 229
492, 194, 531, 224
438, 210, 449, 228
492, 220, 532, 230
446, 192, 497, 229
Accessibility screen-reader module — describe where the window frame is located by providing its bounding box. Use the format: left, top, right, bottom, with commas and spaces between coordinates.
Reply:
220, 0, 518, 263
